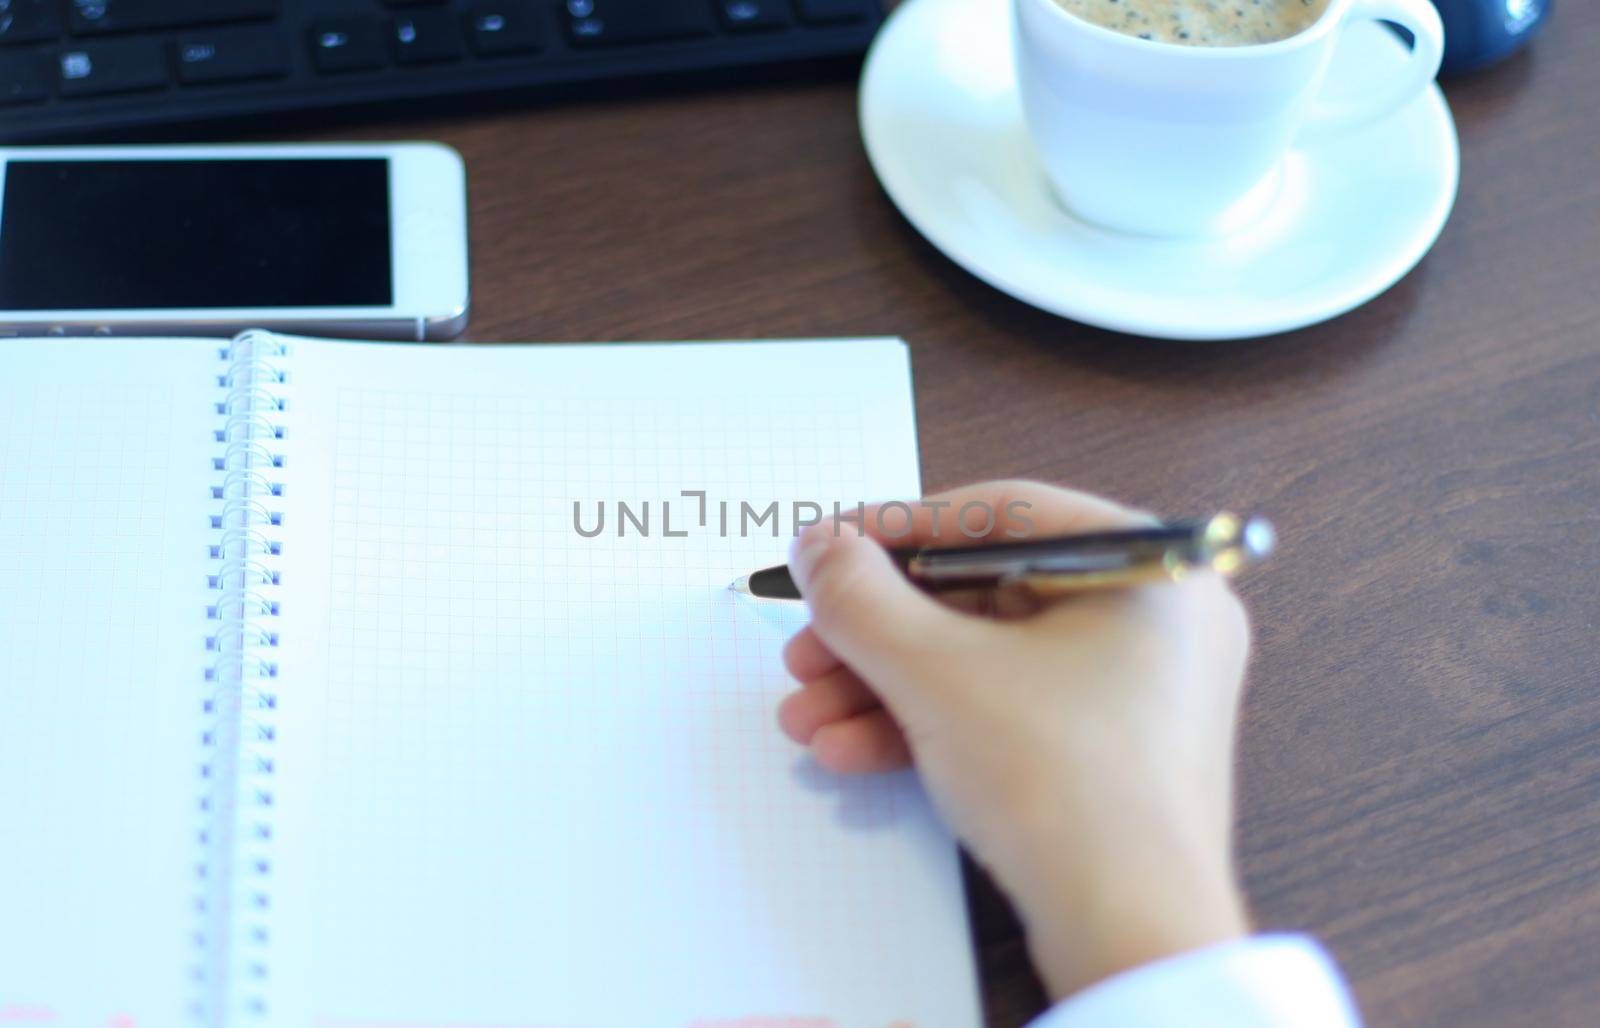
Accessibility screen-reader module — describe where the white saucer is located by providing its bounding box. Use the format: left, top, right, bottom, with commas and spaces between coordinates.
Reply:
858, 0, 1460, 341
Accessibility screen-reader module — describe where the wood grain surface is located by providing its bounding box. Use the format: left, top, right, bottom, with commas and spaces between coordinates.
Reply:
299, 3, 1600, 1024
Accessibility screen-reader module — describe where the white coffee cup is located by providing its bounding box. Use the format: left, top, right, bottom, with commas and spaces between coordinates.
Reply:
1013, 0, 1446, 237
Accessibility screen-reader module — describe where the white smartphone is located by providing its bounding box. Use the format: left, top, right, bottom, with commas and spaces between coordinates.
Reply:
0, 142, 470, 341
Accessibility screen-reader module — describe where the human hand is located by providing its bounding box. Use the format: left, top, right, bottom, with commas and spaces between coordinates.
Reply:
777, 481, 1252, 997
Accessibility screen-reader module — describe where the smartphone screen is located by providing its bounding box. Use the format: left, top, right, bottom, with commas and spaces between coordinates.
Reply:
0, 159, 392, 311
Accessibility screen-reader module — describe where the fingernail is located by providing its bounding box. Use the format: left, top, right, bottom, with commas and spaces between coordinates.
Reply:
789, 526, 834, 592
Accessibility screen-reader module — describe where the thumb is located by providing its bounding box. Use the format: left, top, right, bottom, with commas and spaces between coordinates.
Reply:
789, 523, 971, 697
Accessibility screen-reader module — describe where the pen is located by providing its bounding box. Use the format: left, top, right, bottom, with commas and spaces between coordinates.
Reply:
729, 513, 1275, 600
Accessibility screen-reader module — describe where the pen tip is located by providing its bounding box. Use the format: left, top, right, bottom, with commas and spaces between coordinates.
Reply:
729, 575, 751, 595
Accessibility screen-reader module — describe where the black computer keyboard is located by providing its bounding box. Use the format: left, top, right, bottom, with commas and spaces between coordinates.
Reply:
0, 0, 884, 142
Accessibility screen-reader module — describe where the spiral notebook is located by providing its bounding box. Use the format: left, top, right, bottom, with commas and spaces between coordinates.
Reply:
0, 332, 981, 1028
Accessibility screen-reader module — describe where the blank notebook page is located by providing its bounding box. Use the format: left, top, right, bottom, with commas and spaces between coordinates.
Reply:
0, 339, 217, 1026
265, 339, 981, 1027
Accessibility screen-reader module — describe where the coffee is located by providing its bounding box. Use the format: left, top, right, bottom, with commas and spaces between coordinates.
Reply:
1049, 0, 1331, 46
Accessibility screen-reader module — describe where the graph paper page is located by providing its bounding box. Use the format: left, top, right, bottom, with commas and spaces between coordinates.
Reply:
265, 338, 981, 1028
0, 339, 218, 1027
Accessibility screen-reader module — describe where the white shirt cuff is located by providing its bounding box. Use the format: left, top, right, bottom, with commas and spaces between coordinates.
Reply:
1026, 934, 1362, 1028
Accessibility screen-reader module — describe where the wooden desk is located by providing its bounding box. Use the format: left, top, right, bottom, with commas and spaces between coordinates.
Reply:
305, 5, 1600, 1024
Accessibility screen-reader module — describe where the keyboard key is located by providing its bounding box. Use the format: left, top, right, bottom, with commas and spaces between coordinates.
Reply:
57, 37, 167, 96
68, 0, 278, 36
565, 0, 716, 48
795, 0, 869, 24
0, 48, 50, 105
309, 18, 386, 73
466, 4, 544, 56
0, 0, 64, 46
392, 9, 463, 64
719, 1, 790, 31
176, 26, 288, 85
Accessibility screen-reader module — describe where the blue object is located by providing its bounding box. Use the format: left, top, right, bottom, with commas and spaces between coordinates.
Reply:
1432, 0, 1553, 73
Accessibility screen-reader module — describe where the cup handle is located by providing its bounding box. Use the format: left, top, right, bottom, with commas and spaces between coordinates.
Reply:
1303, 0, 1445, 135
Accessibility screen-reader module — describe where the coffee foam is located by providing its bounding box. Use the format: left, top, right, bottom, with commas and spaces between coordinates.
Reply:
1050, 0, 1332, 46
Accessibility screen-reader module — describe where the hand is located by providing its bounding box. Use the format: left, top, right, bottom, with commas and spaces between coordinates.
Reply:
777, 481, 1252, 997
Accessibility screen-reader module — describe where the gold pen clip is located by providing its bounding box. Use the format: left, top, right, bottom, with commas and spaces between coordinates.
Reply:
1198, 512, 1277, 578
1003, 513, 1275, 596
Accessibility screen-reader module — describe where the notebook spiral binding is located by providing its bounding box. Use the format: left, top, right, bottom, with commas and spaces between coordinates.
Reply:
195, 331, 288, 1026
